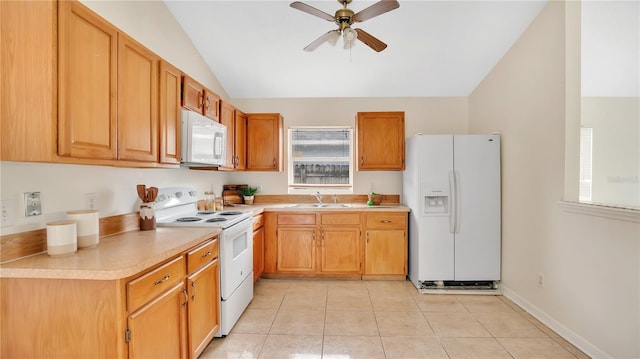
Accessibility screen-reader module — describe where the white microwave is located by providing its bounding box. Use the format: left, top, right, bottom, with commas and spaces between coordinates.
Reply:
181, 109, 227, 167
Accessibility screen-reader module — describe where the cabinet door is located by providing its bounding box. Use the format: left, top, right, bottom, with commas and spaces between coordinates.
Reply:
203, 89, 220, 121
128, 283, 187, 359
234, 110, 248, 171
159, 61, 181, 164
365, 230, 406, 275
182, 76, 204, 114
320, 227, 361, 273
187, 259, 220, 359
1, 0, 56, 162
117, 33, 158, 162
58, 0, 117, 160
277, 227, 316, 272
356, 112, 405, 170
246, 113, 283, 171
218, 101, 236, 170
253, 226, 265, 282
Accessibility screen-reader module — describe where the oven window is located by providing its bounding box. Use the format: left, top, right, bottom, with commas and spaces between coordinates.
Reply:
233, 232, 248, 259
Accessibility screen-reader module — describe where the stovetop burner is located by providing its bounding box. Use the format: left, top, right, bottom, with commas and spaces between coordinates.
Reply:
206, 218, 228, 223
197, 211, 216, 215
175, 217, 202, 222
219, 211, 243, 216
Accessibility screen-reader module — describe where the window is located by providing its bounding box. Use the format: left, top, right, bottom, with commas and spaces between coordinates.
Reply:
288, 127, 353, 194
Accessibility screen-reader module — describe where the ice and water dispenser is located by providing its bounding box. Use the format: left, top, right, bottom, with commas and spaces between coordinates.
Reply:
421, 184, 450, 215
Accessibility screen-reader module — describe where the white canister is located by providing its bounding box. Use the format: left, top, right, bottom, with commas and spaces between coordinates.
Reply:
46, 220, 77, 256
67, 210, 99, 248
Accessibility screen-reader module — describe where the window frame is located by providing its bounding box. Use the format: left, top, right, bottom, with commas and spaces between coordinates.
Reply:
287, 126, 354, 195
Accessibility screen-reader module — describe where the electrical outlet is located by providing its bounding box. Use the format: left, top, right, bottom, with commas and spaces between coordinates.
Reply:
85, 193, 97, 210
1, 200, 14, 227
24, 192, 42, 217
537, 273, 544, 288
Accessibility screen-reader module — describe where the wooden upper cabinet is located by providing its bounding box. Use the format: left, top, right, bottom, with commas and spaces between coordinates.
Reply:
219, 101, 248, 171
234, 110, 248, 171
203, 90, 220, 121
181, 75, 220, 122
181, 75, 204, 114
58, 0, 118, 160
159, 61, 182, 165
246, 113, 283, 171
117, 33, 159, 162
356, 111, 405, 170
1, 0, 57, 162
218, 101, 236, 170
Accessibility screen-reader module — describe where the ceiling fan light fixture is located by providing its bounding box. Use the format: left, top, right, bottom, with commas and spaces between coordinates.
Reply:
343, 27, 357, 42
328, 30, 340, 46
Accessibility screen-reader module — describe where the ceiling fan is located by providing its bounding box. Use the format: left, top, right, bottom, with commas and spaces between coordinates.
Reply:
290, 0, 400, 52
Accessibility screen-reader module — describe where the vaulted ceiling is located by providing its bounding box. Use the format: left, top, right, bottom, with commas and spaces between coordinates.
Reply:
164, 0, 548, 99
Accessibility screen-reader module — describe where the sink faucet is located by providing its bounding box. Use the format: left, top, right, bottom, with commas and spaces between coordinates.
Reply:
314, 191, 323, 205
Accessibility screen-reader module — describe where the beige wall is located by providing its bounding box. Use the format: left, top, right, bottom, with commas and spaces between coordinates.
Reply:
469, 2, 639, 358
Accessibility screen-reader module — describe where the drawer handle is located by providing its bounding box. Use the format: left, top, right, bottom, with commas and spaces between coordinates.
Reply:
154, 275, 170, 286
201, 251, 212, 258
380, 220, 392, 224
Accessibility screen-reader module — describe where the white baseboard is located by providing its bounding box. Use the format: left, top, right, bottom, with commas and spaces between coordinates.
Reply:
501, 285, 611, 359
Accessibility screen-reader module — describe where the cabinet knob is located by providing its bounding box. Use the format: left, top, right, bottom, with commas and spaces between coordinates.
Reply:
201, 251, 211, 258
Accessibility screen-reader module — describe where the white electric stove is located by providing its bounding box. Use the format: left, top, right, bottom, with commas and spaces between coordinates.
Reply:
155, 187, 254, 337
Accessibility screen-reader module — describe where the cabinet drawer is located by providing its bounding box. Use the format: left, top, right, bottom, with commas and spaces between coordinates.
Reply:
366, 213, 407, 229
277, 213, 316, 225
253, 214, 264, 230
128, 256, 186, 312
321, 213, 360, 225
187, 238, 218, 274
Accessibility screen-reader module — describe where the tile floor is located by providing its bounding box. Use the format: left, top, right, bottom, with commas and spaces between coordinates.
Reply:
199, 279, 590, 359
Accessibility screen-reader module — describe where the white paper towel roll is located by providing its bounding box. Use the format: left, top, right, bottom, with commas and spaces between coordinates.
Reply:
67, 210, 99, 248
46, 220, 77, 256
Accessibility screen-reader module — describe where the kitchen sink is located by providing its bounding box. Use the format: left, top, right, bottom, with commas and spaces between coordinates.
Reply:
286, 203, 353, 208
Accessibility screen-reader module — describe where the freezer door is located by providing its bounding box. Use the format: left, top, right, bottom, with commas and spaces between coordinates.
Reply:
453, 135, 501, 280
417, 135, 455, 281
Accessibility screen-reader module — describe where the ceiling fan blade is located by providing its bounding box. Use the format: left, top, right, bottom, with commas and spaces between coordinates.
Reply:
290, 1, 335, 22
354, 28, 388, 52
352, 0, 399, 22
304, 30, 340, 51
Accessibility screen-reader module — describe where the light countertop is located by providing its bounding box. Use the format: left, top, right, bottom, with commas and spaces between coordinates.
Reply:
227, 203, 410, 215
0, 227, 220, 280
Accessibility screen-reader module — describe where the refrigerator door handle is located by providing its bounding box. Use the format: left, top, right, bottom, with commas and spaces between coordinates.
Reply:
454, 170, 461, 234
449, 170, 456, 234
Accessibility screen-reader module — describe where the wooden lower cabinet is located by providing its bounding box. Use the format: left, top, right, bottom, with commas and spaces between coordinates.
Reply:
363, 212, 408, 280
265, 212, 362, 277
127, 282, 188, 359
187, 259, 219, 358
0, 236, 220, 359
263, 211, 407, 280
277, 226, 317, 272
253, 214, 265, 282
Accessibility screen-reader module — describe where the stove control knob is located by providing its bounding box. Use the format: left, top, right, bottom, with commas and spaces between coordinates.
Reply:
175, 192, 183, 198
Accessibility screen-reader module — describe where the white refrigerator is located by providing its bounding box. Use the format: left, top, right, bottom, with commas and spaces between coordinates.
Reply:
403, 134, 501, 289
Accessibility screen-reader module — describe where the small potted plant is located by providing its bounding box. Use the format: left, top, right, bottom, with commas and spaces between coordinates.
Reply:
238, 186, 259, 205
